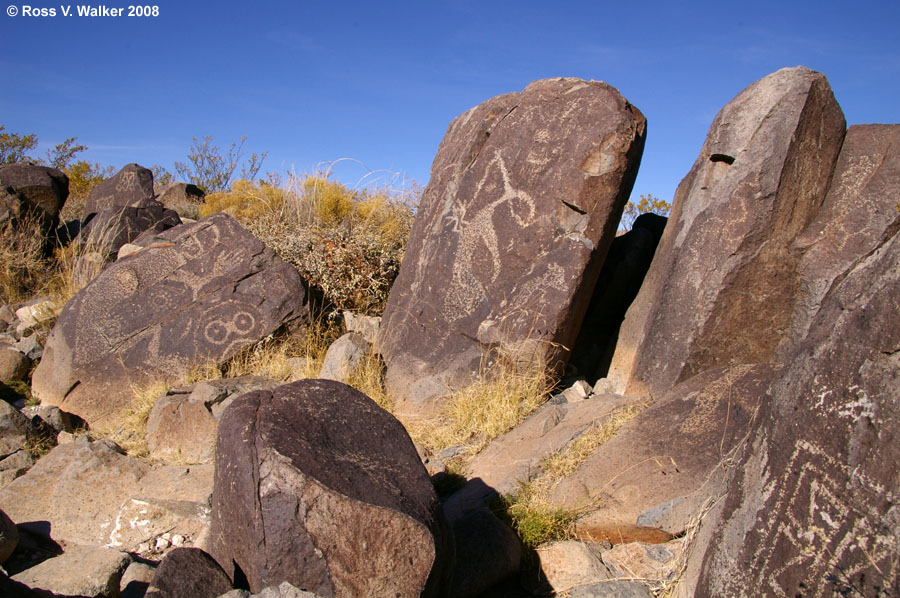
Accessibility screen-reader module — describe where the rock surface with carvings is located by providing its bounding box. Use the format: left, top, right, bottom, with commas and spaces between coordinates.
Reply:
607, 66, 846, 398
687, 214, 900, 597
31, 213, 308, 426
379, 77, 646, 415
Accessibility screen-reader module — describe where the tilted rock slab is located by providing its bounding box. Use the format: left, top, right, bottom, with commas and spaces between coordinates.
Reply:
607, 66, 845, 398
0, 439, 213, 549
379, 77, 646, 414
32, 214, 308, 426
689, 219, 900, 597
466, 393, 642, 496
84, 162, 154, 217
12, 545, 132, 598
784, 123, 900, 353
548, 365, 773, 539
210, 379, 453, 596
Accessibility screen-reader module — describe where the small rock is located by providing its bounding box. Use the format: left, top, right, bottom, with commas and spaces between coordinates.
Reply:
0, 400, 31, 459
318, 332, 371, 383
536, 541, 613, 594
592, 378, 618, 395
450, 506, 522, 598
121, 560, 156, 598
0, 450, 35, 472
145, 547, 233, 598
56, 430, 76, 444
342, 311, 381, 344
0, 507, 18, 564
155, 535, 171, 552
560, 379, 593, 403
171, 534, 185, 547
13, 335, 42, 361
13, 297, 57, 330
21, 405, 74, 433
0, 348, 29, 383
12, 544, 132, 598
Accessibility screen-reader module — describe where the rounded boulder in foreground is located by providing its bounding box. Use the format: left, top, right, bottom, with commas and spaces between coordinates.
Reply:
210, 379, 453, 597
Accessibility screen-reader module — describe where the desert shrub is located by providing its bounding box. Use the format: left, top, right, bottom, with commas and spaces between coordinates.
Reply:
200, 174, 416, 315
620, 193, 671, 231
175, 135, 266, 194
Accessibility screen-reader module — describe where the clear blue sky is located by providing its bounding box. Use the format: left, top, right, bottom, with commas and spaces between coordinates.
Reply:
2, 0, 898, 202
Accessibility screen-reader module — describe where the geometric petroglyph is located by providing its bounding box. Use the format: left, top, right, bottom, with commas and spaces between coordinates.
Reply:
749, 440, 897, 597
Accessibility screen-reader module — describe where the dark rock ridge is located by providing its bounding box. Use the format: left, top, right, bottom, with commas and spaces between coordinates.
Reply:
379, 77, 646, 415
210, 379, 453, 597
31, 213, 308, 426
607, 66, 846, 398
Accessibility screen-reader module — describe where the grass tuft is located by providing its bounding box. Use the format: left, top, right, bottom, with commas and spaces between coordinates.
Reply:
403, 353, 555, 465
0, 213, 51, 305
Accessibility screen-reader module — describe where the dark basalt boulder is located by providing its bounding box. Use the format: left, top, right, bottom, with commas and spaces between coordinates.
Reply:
379, 77, 646, 415
84, 163, 154, 218
210, 379, 454, 597
32, 214, 308, 426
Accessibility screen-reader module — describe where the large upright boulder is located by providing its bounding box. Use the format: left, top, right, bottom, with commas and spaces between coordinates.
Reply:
32, 214, 308, 426
689, 217, 900, 597
379, 78, 646, 414
84, 163, 154, 217
607, 66, 846, 398
210, 379, 453, 596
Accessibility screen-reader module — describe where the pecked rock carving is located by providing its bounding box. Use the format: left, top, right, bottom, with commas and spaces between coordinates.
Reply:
31, 214, 308, 426
379, 77, 646, 415
606, 66, 846, 398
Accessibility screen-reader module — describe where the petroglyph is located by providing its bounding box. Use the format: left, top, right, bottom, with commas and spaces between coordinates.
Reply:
32, 214, 308, 425
446, 152, 538, 318
747, 440, 897, 597
379, 77, 645, 412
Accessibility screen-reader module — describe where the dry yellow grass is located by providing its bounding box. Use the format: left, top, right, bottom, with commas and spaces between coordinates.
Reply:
502, 402, 645, 549
542, 402, 644, 480
402, 354, 555, 464
0, 213, 50, 305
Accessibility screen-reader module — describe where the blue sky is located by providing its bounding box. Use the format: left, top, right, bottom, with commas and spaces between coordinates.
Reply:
2, 0, 898, 202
